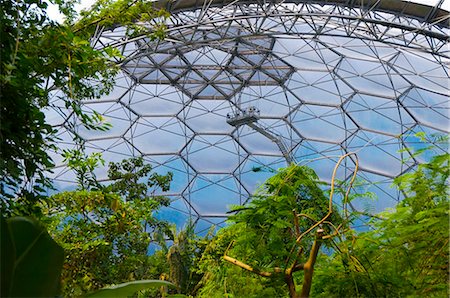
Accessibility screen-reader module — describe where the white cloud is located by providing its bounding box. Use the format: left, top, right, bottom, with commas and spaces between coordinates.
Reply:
405, 0, 450, 11
46, 0, 95, 23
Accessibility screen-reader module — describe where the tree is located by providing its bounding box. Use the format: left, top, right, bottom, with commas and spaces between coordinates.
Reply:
197, 161, 355, 297
0, 0, 168, 214
42, 155, 173, 296
311, 150, 449, 297
163, 221, 215, 296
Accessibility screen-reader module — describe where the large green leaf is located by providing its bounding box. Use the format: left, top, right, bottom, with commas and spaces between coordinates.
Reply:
1, 217, 15, 297
85, 280, 177, 297
1, 216, 64, 297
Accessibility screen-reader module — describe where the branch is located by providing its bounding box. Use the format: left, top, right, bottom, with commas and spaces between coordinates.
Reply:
223, 255, 273, 277
300, 229, 324, 298
224, 252, 307, 278
292, 263, 305, 271
287, 246, 304, 274
73, 0, 140, 33
291, 153, 359, 254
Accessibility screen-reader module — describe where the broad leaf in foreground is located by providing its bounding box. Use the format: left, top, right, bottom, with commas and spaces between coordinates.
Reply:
1, 216, 64, 297
85, 280, 176, 297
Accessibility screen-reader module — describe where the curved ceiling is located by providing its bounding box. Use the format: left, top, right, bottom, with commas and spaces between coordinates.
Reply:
152, 0, 450, 27
47, 0, 449, 232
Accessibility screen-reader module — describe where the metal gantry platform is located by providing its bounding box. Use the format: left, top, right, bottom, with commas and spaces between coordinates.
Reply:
47, 0, 450, 231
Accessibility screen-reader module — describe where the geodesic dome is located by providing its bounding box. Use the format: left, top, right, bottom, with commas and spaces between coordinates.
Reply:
46, 0, 450, 232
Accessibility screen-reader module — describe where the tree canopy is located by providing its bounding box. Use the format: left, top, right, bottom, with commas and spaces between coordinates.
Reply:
0, 0, 167, 213
311, 151, 449, 298
42, 156, 174, 296
1, 1, 448, 297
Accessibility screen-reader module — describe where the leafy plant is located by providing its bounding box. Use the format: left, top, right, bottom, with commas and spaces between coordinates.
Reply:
76, 0, 169, 38
0, 0, 168, 214
85, 280, 176, 298
198, 159, 357, 297
1, 216, 64, 297
41, 155, 174, 296
311, 150, 449, 297
162, 222, 215, 296
62, 147, 105, 190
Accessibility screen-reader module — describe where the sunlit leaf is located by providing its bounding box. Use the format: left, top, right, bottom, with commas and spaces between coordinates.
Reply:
85, 280, 176, 297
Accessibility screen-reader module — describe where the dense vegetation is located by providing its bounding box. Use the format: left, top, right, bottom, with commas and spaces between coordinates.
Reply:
312, 151, 449, 298
1, 1, 448, 297
0, 0, 167, 214
43, 155, 173, 296
3, 147, 448, 297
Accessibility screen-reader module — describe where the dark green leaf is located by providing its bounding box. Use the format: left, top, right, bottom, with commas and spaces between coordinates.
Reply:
1, 217, 64, 297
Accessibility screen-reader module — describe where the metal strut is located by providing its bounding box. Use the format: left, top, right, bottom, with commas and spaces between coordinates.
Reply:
227, 106, 293, 164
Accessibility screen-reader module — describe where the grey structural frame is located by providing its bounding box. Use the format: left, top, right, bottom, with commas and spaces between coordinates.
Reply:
49, 0, 450, 231
154, 0, 450, 28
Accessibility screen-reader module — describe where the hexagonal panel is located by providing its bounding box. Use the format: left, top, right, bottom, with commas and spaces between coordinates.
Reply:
401, 88, 449, 131
391, 51, 449, 94
188, 174, 242, 216
145, 155, 193, 194
293, 140, 350, 183
286, 71, 354, 105
237, 127, 284, 156
238, 85, 294, 117
125, 84, 186, 116
155, 198, 194, 228
185, 135, 244, 173
273, 37, 341, 71
183, 100, 235, 133
345, 130, 415, 177
291, 105, 357, 143
184, 46, 231, 66
129, 117, 192, 154
76, 102, 135, 141
336, 58, 410, 97
344, 94, 416, 135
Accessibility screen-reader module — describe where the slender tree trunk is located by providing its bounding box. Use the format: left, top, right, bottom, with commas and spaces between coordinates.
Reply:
300, 229, 323, 298
285, 273, 298, 298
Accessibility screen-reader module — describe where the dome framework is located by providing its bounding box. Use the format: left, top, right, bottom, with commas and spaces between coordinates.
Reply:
47, 0, 450, 232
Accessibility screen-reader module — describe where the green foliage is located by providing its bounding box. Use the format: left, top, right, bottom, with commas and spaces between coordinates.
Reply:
1, 216, 64, 297
76, 0, 169, 38
164, 222, 214, 296
42, 156, 174, 296
0, 0, 167, 213
1, 0, 113, 206
167, 224, 194, 293
45, 191, 150, 296
105, 156, 173, 201
104, 156, 173, 237
228, 165, 338, 267
196, 225, 287, 298
197, 164, 341, 297
311, 151, 450, 297
85, 280, 176, 298
62, 147, 105, 190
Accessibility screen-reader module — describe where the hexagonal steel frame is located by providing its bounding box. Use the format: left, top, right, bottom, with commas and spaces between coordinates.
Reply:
48, 0, 450, 232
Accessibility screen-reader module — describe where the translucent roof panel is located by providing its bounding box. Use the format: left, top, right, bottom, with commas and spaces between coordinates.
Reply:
48, 0, 449, 232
